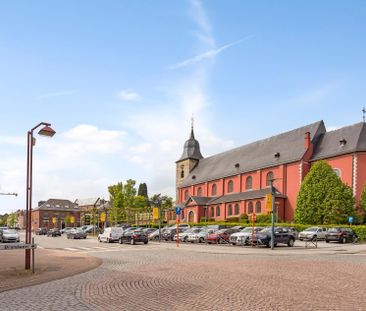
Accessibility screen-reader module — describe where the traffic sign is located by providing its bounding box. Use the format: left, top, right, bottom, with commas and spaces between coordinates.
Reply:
70, 216, 75, 224
175, 207, 181, 216
0, 243, 37, 250
266, 194, 272, 211
100, 212, 106, 222
52, 217, 57, 224
348, 216, 354, 224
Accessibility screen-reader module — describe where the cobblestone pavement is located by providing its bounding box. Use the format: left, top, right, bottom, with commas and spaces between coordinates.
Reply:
1, 242, 366, 311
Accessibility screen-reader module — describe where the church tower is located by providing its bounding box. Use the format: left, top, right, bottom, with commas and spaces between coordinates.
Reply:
176, 122, 203, 200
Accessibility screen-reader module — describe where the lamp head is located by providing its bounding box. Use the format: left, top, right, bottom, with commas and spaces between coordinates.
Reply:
38, 125, 56, 137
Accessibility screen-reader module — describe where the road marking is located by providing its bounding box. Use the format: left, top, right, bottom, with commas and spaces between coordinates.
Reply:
64, 247, 80, 251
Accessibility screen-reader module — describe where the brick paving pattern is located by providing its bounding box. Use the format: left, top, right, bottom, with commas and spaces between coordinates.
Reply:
1, 244, 366, 311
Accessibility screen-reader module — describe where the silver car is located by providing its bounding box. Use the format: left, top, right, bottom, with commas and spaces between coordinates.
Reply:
229, 227, 264, 245
187, 228, 216, 243
0, 229, 20, 243
299, 227, 327, 241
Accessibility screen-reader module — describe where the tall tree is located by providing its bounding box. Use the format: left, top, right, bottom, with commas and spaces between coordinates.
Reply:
108, 182, 125, 224
295, 161, 355, 224
137, 183, 148, 199
360, 183, 366, 214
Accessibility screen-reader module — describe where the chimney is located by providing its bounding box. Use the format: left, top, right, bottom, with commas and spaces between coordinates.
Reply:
304, 132, 311, 149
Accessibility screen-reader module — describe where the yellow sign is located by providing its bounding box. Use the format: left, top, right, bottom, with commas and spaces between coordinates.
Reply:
70, 216, 75, 224
100, 212, 106, 222
153, 207, 159, 220
266, 194, 272, 211
52, 217, 57, 224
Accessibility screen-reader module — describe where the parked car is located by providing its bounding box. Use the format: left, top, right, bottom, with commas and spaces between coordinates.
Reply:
148, 227, 169, 240
230, 227, 264, 245
325, 227, 357, 244
47, 228, 61, 237
98, 227, 124, 243
0, 229, 20, 243
187, 228, 217, 243
67, 228, 87, 239
248, 227, 296, 247
206, 227, 240, 244
36, 227, 48, 235
162, 227, 187, 241
142, 228, 156, 235
299, 227, 327, 241
119, 229, 148, 245
60, 227, 73, 234
174, 227, 202, 242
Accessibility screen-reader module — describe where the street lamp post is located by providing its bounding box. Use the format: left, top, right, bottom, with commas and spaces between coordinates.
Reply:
25, 122, 56, 270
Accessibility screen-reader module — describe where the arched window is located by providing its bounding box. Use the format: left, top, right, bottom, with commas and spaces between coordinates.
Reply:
180, 170, 184, 178
184, 190, 189, 201
248, 202, 254, 214
266, 171, 274, 187
227, 180, 234, 193
245, 176, 253, 190
216, 206, 221, 217
188, 211, 194, 223
210, 206, 215, 217
181, 209, 185, 220
228, 204, 233, 216
211, 184, 217, 196
333, 168, 341, 177
234, 204, 240, 215
197, 187, 202, 196
256, 201, 262, 214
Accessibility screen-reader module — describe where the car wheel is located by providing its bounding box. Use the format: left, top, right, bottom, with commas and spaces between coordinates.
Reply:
119, 238, 123, 244
232, 243, 236, 246
199, 237, 204, 243
341, 237, 347, 244
311, 235, 317, 241
107, 238, 110, 243
131, 239, 135, 245
288, 239, 294, 247
325, 239, 329, 243
144, 241, 148, 244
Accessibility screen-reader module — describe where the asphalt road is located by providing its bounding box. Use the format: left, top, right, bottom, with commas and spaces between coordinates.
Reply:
1, 233, 365, 310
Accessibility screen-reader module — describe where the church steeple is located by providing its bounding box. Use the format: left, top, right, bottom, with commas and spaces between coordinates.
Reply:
178, 120, 203, 161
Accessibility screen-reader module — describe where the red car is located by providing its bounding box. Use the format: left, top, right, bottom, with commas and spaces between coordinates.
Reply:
205, 228, 240, 244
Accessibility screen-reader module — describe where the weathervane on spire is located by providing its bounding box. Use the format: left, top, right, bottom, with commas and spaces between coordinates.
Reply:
363, 107, 366, 123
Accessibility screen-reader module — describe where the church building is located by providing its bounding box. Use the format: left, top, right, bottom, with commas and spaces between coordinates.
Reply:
175, 120, 366, 223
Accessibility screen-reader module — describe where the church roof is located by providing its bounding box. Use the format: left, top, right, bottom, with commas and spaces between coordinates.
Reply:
311, 122, 366, 161
177, 127, 203, 161
179, 121, 326, 187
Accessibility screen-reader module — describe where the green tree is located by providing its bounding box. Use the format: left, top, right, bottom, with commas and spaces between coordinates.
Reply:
0, 213, 9, 226
7, 212, 17, 228
137, 183, 148, 199
360, 184, 366, 214
108, 182, 125, 224
295, 160, 355, 224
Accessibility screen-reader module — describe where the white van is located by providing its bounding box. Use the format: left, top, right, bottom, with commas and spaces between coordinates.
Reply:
98, 227, 123, 243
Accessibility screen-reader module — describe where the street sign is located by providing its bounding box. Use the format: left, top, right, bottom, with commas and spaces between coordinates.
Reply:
266, 194, 272, 211
70, 216, 75, 224
175, 207, 181, 216
100, 212, 106, 222
348, 216, 354, 224
52, 217, 57, 224
153, 207, 159, 220
0, 243, 37, 250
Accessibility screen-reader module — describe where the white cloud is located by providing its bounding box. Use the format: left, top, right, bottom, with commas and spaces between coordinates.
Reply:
117, 89, 141, 101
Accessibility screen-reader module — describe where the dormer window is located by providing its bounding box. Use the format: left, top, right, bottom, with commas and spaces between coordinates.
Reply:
180, 170, 184, 178
274, 152, 280, 159
339, 139, 347, 146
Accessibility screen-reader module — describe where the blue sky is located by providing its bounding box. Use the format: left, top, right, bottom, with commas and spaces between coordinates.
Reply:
0, 0, 366, 213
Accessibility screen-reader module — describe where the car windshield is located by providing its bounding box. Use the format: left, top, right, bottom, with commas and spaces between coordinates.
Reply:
4, 229, 16, 234
304, 227, 317, 232
242, 227, 252, 233
328, 228, 341, 233
216, 229, 227, 234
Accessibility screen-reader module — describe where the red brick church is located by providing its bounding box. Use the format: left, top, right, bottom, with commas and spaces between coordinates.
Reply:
175, 120, 366, 223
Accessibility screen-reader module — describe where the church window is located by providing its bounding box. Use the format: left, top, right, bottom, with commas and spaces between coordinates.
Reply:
266, 171, 274, 187
180, 170, 184, 178
210, 206, 215, 217
234, 204, 240, 215
227, 180, 234, 193
184, 190, 189, 201
248, 202, 254, 214
256, 201, 262, 214
216, 206, 221, 217
211, 184, 217, 196
197, 187, 202, 196
228, 204, 233, 216
333, 168, 341, 177
245, 176, 252, 190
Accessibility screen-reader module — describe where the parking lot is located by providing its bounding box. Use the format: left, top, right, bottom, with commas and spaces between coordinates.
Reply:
1, 231, 366, 311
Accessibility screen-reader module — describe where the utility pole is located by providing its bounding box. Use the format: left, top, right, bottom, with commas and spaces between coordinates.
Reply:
270, 179, 276, 250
